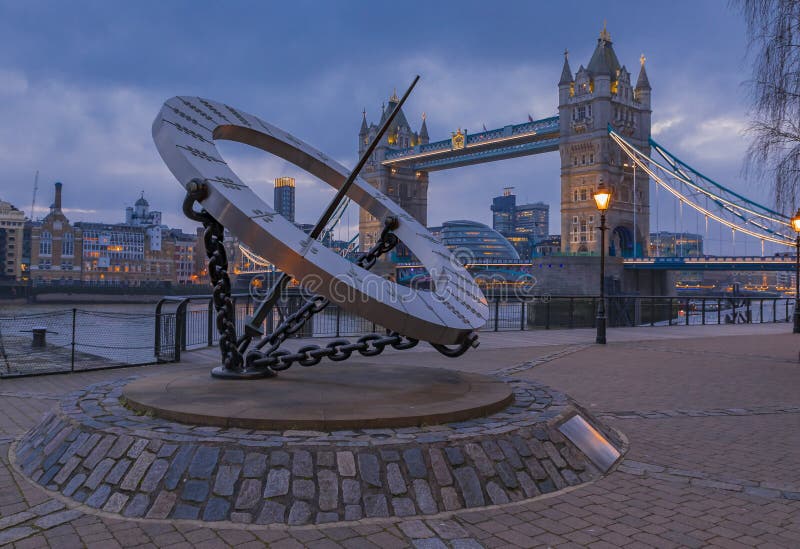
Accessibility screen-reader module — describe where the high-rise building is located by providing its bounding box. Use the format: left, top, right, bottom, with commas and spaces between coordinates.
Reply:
274, 177, 296, 223
490, 189, 550, 259
0, 198, 26, 280
491, 187, 516, 234
514, 202, 549, 240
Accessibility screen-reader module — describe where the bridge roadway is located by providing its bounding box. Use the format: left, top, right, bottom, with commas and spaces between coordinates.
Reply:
1, 323, 798, 547
395, 257, 798, 283
382, 116, 560, 172
623, 255, 797, 271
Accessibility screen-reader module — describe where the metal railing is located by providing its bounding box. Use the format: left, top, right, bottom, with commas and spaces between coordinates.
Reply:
0, 308, 176, 377
1, 294, 790, 377
162, 292, 796, 353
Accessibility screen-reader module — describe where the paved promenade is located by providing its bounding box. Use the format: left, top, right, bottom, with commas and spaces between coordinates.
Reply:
1, 323, 799, 548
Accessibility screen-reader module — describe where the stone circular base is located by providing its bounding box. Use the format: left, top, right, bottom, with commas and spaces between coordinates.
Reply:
122, 365, 514, 430
14, 373, 626, 525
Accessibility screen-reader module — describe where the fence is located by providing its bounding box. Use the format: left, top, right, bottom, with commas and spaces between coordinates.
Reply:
1, 294, 792, 377
162, 292, 796, 354
0, 308, 176, 377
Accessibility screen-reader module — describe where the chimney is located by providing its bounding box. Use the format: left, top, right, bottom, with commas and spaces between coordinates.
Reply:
54, 182, 63, 211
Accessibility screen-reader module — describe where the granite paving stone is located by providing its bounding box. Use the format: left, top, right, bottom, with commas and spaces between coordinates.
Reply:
387, 462, 407, 495
212, 464, 241, 496
234, 479, 261, 510
288, 501, 312, 525
102, 492, 129, 513
403, 448, 428, 479
292, 450, 313, 478
171, 503, 199, 520
139, 458, 169, 492
163, 444, 195, 489
146, 491, 177, 519
120, 451, 156, 491
202, 497, 230, 521
264, 468, 290, 498
413, 479, 438, 514
188, 446, 220, 479
358, 452, 381, 487
83, 458, 114, 490
429, 448, 453, 487
337, 451, 356, 477
342, 478, 361, 504
464, 443, 495, 477
293, 478, 316, 500
453, 467, 485, 508
243, 452, 267, 477
122, 494, 150, 518
392, 497, 417, 516
318, 469, 339, 511
363, 494, 389, 518
257, 501, 286, 524
181, 479, 210, 502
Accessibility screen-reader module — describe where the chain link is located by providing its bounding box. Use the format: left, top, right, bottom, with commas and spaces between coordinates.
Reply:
183, 179, 245, 373
185, 181, 478, 378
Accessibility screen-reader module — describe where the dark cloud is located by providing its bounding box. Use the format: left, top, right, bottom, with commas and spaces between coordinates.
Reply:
0, 1, 763, 254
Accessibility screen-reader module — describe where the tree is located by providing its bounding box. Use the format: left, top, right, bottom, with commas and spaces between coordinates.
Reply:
738, 0, 800, 211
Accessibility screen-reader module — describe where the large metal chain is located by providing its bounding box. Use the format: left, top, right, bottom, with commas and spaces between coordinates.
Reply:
183, 180, 245, 373
184, 180, 478, 378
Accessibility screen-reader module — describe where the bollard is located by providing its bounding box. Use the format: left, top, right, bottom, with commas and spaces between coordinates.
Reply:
31, 327, 47, 348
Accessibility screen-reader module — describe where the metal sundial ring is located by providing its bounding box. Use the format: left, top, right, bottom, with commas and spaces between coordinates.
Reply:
154, 96, 488, 370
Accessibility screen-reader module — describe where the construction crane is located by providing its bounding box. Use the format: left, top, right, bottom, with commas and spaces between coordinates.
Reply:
30, 170, 39, 221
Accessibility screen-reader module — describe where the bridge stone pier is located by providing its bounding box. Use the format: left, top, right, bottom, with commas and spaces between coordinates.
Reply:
359, 25, 653, 267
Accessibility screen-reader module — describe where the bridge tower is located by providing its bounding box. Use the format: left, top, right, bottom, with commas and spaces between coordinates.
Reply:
358, 92, 429, 260
558, 24, 651, 256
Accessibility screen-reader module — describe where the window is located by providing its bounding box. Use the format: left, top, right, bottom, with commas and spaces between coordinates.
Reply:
62, 232, 74, 256
40, 231, 52, 256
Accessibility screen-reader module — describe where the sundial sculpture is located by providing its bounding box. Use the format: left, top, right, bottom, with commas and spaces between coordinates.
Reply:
152, 78, 488, 378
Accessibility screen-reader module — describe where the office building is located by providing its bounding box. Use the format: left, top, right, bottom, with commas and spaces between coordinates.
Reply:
0, 199, 26, 280
274, 177, 296, 223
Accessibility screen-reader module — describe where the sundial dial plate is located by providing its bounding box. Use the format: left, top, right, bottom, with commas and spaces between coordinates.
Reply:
153, 96, 488, 345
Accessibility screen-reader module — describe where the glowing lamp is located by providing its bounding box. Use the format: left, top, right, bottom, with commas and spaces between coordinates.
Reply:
593, 186, 612, 212
791, 209, 800, 233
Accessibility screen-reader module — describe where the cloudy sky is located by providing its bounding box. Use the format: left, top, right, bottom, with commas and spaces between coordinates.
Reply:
0, 1, 771, 255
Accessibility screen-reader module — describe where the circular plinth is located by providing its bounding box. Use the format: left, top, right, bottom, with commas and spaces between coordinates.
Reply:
15, 376, 627, 525
122, 364, 514, 430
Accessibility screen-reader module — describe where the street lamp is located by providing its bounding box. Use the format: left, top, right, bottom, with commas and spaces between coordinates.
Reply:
594, 185, 612, 344
792, 208, 800, 333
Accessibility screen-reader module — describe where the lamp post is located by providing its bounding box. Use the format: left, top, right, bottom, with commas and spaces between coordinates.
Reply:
594, 185, 612, 344
792, 209, 800, 333
623, 161, 637, 257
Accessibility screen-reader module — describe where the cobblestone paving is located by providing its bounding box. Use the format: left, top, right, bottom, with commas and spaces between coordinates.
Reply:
1, 326, 799, 547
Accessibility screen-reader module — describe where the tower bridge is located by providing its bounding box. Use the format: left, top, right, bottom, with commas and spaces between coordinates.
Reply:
359, 23, 652, 258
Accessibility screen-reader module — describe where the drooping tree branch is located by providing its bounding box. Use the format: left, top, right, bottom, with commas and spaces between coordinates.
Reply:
735, 0, 800, 212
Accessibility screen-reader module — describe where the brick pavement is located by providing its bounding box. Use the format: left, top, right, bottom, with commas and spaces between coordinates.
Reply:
0, 324, 799, 547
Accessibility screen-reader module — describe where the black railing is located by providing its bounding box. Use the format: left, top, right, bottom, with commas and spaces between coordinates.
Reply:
162, 292, 795, 352
1, 294, 791, 377
0, 308, 176, 377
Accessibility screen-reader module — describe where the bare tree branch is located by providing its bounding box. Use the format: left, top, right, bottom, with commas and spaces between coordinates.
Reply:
735, 0, 800, 212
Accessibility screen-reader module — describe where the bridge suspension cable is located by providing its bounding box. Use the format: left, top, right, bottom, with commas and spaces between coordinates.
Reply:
608, 127, 795, 249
